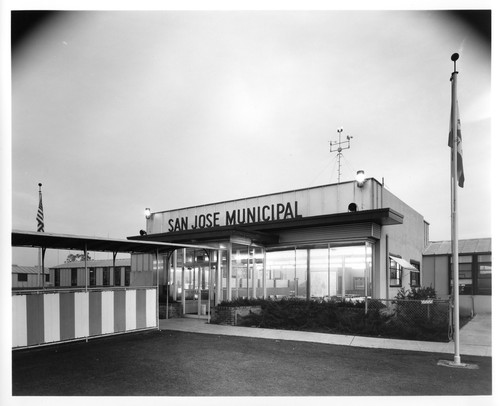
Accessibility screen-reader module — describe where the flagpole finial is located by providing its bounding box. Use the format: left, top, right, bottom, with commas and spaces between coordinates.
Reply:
451, 53, 459, 73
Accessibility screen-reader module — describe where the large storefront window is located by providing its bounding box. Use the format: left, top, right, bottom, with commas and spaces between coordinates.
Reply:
266, 242, 373, 300
266, 249, 299, 298
330, 245, 372, 298
164, 241, 375, 313
230, 244, 264, 299
309, 246, 329, 298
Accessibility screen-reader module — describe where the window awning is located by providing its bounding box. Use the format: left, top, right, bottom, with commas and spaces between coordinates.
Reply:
389, 256, 419, 272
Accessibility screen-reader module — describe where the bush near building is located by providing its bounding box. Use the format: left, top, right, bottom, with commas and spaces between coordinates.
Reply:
215, 291, 452, 342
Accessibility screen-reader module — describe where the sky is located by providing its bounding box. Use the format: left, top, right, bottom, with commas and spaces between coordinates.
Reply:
2, 3, 494, 268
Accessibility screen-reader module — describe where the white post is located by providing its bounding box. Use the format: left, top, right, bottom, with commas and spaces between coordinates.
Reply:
84, 244, 88, 292
450, 66, 461, 365
181, 248, 186, 315
227, 243, 232, 301
156, 250, 161, 327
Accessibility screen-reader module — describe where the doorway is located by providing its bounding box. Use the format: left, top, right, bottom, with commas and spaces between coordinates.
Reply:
179, 248, 217, 318
183, 265, 211, 317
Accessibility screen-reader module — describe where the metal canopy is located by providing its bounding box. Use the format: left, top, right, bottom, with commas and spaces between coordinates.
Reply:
389, 255, 419, 272
12, 230, 215, 254
129, 208, 404, 245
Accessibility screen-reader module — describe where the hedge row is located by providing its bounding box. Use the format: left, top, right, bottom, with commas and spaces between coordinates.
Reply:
221, 298, 450, 342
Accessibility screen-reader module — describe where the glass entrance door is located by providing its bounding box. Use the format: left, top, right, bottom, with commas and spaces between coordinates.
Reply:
182, 249, 216, 318
183, 265, 211, 316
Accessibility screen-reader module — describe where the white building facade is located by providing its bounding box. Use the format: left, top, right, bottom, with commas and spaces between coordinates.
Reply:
130, 178, 429, 316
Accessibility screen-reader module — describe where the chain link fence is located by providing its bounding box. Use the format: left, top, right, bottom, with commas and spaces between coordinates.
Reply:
365, 297, 452, 341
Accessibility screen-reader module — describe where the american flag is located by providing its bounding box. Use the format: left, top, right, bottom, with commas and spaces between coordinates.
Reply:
36, 186, 44, 232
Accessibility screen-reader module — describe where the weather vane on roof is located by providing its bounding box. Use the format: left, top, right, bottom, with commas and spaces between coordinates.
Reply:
329, 127, 353, 184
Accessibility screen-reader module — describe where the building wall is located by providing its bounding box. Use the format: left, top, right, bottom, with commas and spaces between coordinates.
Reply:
422, 253, 491, 315
377, 188, 427, 298
147, 179, 384, 234
12, 273, 41, 289
422, 256, 449, 295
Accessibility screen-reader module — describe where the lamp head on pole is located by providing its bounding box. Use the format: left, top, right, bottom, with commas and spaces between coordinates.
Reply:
451, 53, 459, 73
356, 170, 366, 187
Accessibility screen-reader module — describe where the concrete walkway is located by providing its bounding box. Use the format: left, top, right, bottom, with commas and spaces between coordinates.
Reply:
159, 313, 492, 357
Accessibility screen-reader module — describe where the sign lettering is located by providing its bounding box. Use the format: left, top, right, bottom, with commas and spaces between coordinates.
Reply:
166, 201, 301, 232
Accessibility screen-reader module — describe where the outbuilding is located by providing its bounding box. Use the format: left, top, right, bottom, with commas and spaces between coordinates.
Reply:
423, 238, 492, 315
12, 265, 49, 289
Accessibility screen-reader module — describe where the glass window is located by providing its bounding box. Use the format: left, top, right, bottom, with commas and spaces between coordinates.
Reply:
450, 256, 473, 295
477, 259, 492, 295
478, 254, 491, 262
389, 258, 402, 287
458, 261, 472, 295
71, 268, 78, 286
410, 261, 420, 287
266, 249, 296, 298
309, 246, 329, 299
353, 277, 364, 290
17, 273, 28, 282
265, 243, 372, 299
250, 247, 264, 298
451, 255, 473, 263
114, 267, 121, 286
295, 249, 307, 298
231, 244, 249, 298
331, 245, 371, 297
89, 268, 96, 286
103, 268, 110, 286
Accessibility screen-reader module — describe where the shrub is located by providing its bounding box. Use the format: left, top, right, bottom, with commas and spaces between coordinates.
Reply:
229, 296, 449, 342
219, 297, 267, 307
395, 286, 437, 300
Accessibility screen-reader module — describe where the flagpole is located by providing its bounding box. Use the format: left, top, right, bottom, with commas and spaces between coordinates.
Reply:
450, 53, 461, 365
37, 182, 45, 288
38, 183, 42, 287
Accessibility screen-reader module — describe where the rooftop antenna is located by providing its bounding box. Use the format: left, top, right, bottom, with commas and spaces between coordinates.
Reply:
330, 127, 353, 183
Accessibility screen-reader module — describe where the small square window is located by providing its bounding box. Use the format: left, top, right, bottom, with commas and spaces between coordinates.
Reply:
17, 273, 28, 282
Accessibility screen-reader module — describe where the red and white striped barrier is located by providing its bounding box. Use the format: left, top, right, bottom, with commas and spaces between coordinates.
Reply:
12, 288, 157, 348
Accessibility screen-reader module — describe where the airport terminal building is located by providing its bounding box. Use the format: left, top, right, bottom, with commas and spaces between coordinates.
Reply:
130, 178, 429, 315
13, 177, 491, 349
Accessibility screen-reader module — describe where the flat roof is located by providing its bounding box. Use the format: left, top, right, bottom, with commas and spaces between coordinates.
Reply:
12, 230, 216, 254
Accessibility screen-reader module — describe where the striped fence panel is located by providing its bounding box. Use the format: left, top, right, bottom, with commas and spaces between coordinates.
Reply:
12, 288, 157, 349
